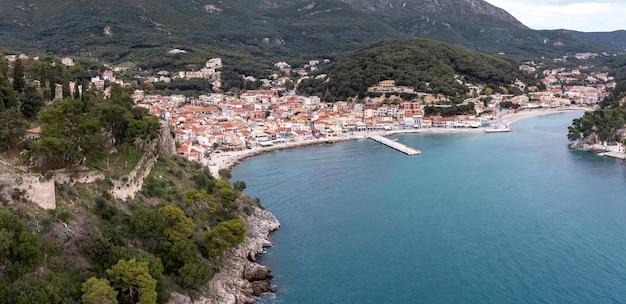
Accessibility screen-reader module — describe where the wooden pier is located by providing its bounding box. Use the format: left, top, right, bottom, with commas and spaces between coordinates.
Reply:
369, 135, 421, 155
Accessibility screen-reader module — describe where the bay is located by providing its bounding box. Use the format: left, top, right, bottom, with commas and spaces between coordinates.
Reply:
232, 111, 626, 303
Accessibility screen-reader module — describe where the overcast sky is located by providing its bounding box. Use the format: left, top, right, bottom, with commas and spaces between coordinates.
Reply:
483, 0, 626, 32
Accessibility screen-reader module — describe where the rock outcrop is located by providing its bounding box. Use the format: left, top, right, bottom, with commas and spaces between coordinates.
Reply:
170, 206, 280, 304
158, 121, 176, 155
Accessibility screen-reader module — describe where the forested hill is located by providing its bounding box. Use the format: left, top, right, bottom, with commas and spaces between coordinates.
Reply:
297, 38, 541, 101
562, 30, 626, 51
0, 0, 611, 73
603, 54, 626, 108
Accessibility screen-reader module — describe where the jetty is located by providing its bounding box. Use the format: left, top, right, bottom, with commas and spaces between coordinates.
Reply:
484, 128, 511, 133
369, 135, 421, 155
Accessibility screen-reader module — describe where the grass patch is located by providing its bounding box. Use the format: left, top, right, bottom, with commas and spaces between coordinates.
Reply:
86, 146, 145, 177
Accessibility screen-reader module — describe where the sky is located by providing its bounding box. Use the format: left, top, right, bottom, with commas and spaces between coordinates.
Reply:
483, 0, 626, 32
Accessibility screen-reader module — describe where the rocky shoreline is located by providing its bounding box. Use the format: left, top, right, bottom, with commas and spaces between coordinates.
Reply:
169, 206, 280, 304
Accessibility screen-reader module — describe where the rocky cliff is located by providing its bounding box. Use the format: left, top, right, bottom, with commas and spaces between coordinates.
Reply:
340, 0, 527, 28
170, 206, 281, 304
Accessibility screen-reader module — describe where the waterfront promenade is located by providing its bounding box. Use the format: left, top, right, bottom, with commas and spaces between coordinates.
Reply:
208, 107, 592, 178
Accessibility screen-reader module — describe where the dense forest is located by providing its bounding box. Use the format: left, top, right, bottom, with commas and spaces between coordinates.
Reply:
297, 38, 542, 102
0, 56, 253, 303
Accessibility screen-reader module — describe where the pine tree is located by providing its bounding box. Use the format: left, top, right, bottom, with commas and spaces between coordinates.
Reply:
106, 259, 157, 304
81, 277, 118, 304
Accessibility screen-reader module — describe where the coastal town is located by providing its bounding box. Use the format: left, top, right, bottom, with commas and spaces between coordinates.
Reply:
6, 51, 625, 173
131, 55, 622, 169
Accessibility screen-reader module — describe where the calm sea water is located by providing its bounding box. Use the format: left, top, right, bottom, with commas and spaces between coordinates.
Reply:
232, 111, 626, 304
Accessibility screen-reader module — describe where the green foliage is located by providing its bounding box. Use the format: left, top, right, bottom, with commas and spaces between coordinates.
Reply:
600, 54, 626, 109
158, 204, 196, 242
184, 189, 213, 207
128, 202, 164, 242
156, 239, 199, 272
0, 275, 62, 304
106, 259, 158, 304
177, 260, 215, 289
192, 169, 215, 192
32, 80, 160, 170
19, 85, 45, 120
102, 246, 167, 303
184, 189, 217, 228
233, 180, 247, 192
0, 107, 27, 150
568, 109, 626, 142
215, 180, 235, 203
298, 38, 541, 101
12, 58, 25, 93
0, 58, 17, 111
36, 97, 104, 167
0, 0, 608, 78
0, 210, 44, 279
424, 103, 476, 117
218, 169, 232, 180
200, 219, 246, 258
0, 152, 259, 302
81, 277, 119, 304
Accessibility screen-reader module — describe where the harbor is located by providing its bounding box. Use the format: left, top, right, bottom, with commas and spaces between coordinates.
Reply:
369, 135, 421, 155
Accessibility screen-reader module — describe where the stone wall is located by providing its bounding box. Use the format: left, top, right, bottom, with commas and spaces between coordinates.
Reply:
0, 118, 174, 207
110, 122, 176, 200
53, 170, 105, 185
110, 142, 159, 201
0, 174, 56, 210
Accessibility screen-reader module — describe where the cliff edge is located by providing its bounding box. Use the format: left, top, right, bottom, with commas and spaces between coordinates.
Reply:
170, 206, 280, 304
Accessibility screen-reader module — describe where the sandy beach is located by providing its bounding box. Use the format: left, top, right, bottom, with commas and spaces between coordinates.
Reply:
209, 107, 591, 178
499, 106, 589, 127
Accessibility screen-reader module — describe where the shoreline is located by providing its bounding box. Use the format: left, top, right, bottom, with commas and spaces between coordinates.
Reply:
499, 106, 590, 127
205, 106, 611, 303
210, 107, 590, 177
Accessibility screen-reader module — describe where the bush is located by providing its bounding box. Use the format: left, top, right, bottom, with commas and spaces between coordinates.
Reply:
218, 169, 231, 180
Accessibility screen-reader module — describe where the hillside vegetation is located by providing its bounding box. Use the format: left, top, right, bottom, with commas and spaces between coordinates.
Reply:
0, 55, 256, 303
0, 0, 614, 74
298, 38, 541, 101
0, 153, 256, 303
568, 54, 626, 144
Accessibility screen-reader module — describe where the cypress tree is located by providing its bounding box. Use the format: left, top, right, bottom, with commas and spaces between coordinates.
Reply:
12, 58, 25, 93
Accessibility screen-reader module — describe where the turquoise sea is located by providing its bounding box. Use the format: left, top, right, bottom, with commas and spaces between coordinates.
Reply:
232, 111, 626, 303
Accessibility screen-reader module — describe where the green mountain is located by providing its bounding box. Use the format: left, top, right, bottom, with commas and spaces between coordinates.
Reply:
298, 38, 541, 101
0, 0, 613, 72
561, 30, 626, 51
0, 0, 404, 69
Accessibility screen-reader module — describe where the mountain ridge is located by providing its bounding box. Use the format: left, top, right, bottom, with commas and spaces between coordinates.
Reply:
0, 0, 618, 72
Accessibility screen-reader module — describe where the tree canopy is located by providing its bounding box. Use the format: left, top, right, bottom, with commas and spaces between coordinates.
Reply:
297, 38, 540, 101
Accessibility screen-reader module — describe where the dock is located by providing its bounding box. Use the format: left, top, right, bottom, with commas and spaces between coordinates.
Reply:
369, 135, 421, 155
598, 151, 626, 160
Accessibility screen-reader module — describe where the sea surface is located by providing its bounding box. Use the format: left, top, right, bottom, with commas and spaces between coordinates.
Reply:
232, 111, 626, 303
